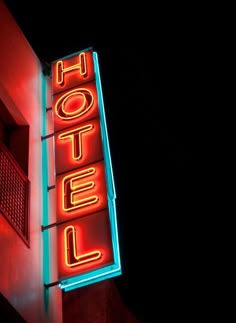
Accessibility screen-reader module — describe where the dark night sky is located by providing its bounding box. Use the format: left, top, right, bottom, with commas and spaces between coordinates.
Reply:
3, 1, 209, 321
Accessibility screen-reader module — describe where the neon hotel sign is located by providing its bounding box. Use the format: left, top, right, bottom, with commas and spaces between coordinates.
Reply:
51, 48, 121, 291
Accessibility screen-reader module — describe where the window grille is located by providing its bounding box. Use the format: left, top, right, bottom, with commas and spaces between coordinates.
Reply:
0, 142, 30, 246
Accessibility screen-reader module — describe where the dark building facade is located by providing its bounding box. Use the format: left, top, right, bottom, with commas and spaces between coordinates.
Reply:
0, 1, 140, 322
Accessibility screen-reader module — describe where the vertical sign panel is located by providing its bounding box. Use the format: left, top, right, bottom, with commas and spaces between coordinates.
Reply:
51, 48, 121, 291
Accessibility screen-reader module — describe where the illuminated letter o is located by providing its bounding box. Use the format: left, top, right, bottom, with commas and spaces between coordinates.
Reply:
55, 88, 94, 120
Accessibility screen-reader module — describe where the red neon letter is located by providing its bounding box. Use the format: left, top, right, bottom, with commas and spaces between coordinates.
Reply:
56, 52, 87, 85
58, 124, 93, 160
55, 87, 94, 120
62, 167, 98, 211
64, 225, 102, 267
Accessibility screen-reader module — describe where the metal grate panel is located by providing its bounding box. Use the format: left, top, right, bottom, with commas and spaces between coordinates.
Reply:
0, 142, 30, 246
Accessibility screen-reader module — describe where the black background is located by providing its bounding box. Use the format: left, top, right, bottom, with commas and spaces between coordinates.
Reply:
3, 1, 209, 321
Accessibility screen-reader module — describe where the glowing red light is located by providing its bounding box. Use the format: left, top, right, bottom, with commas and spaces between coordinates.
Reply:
52, 49, 112, 279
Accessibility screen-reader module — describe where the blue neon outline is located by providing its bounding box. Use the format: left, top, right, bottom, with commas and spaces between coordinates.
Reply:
41, 72, 52, 308
58, 50, 121, 291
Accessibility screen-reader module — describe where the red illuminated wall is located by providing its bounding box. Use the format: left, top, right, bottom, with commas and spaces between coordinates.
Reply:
0, 1, 62, 322
63, 280, 141, 323
0, 3, 131, 323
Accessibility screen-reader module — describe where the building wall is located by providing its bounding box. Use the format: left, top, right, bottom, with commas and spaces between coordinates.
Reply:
0, 2, 142, 323
0, 1, 62, 322
63, 279, 140, 323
